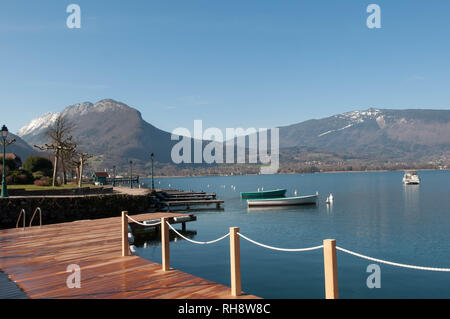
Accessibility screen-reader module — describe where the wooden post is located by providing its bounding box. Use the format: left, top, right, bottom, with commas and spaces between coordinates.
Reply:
121, 211, 129, 257
230, 227, 242, 296
161, 217, 170, 271
323, 239, 338, 299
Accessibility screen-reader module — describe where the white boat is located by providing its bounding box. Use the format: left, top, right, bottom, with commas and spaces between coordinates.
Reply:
403, 171, 420, 185
247, 193, 318, 207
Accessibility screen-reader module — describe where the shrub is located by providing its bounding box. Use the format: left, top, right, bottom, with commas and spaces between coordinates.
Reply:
34, 176, 53, 187
23, 156, 53, 176
2, 158, 18, 171
6, 170, 34, 185
32, 171, 46, 180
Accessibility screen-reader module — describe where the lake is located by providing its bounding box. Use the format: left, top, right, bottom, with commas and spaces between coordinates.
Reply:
137, 170, 450, 298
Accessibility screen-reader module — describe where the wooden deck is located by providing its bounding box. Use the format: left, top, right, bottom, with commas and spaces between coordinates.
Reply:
166, 200, 224, 210
0, 213, 257, 299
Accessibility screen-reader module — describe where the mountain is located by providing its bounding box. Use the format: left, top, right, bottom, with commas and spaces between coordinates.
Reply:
18, 101, 450, 174
278, 108, 450, 162
2, 133, 38, 162
18, 99, 176, 170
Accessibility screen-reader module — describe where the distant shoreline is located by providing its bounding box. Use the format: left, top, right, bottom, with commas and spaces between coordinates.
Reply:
140, 168, 449, 179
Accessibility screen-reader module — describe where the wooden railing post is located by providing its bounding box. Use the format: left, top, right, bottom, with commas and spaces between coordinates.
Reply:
323, 239, 339, 299
122, 211, 130, 257
161, 217, 170, 271
230, 227, 242, 296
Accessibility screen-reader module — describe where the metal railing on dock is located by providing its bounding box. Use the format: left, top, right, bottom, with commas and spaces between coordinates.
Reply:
29, 207, 42, 228
15, 208, 43, 229
121, 211, 450, 299
16, 209, 26, 229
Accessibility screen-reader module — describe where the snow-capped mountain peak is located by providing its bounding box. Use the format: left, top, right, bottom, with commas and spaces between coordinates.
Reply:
17, 112, 60, 137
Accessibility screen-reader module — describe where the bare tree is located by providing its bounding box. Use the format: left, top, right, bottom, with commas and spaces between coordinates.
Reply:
35, 115, 77, 187
70, 152, 92, 188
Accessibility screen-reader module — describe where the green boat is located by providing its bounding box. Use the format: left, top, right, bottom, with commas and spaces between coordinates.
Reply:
240, 189, 287, 199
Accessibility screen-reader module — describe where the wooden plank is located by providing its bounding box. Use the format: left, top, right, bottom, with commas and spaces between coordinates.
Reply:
0, 212, 258, 299
166, 200, 224, 206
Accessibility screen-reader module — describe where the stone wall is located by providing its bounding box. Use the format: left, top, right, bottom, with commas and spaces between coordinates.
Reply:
7, 187, 114, 197
0, 194, 159, 229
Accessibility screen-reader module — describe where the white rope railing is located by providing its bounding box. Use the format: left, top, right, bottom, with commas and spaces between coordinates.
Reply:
166, 221, 229, 245
337, 246, 450, 272
237, 232, 324, 252
126, 215, 161, 227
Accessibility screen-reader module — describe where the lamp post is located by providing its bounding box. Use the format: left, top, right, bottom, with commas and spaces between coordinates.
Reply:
1, 125, 16, 198
151, 153, 155, 190
112, 165, 116, 187
129, 160, 133, 189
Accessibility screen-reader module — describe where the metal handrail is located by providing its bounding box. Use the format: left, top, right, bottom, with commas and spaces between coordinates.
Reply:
29, 207, 42, 228
16, 209, 26, 229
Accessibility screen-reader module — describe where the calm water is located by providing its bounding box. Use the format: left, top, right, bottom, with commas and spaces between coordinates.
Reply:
137, 171, 450, 298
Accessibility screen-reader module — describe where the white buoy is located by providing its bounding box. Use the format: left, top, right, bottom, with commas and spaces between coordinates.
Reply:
128, 232, 134, 245
326, 193, 334, 204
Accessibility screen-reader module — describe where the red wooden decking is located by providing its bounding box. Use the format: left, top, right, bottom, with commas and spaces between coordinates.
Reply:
0, 213, 258, 299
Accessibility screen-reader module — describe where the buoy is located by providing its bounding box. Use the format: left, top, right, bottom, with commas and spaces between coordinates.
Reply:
128, 232, 134, 245
326, 193, 334, 204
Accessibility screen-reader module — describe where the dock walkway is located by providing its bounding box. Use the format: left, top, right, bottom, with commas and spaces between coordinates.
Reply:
0, 212, 257, 299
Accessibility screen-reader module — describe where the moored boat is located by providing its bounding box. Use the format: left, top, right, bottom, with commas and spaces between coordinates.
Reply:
240, 189, 287, 199
247, 193, 318, 207
403, 171, 420, 185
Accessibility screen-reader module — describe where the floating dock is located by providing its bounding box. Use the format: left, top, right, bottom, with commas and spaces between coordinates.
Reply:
0, 212, 257, 299
165, 200, 224, 211
160, 190, 223, 211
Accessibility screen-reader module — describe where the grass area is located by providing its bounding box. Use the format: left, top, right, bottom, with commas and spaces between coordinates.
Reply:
8, 184, 101, 191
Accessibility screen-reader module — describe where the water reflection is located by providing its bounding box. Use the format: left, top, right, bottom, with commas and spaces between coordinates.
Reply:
403, 184, 420, 215
247, 205, 318, 213
133, 228, 198, 248
326, 202, 333, 215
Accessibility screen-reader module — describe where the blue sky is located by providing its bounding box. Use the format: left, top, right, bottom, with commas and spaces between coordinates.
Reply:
1, 0, 450, 134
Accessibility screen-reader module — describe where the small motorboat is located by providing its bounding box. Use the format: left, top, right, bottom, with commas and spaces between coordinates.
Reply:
403, 171, 420, 185
241, 189, 287, 199
326, 194, 334, 204
247, 193, 318, 207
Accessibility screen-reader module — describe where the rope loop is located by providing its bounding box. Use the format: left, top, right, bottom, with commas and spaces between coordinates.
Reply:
126, 215, 161, 227
166, 221, 229, 245
237, 232, 324, 252
336, 246, 450, 272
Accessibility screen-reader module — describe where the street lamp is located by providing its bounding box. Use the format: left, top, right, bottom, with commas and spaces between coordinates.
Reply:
129, 160, 133, 189
112, 165, 116, 187
151, 153, 155, 190
1, 125, 16, 198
